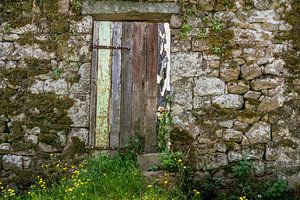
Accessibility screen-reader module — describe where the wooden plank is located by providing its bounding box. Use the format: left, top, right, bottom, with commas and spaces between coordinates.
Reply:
144, 23, 158, 153
120, 22, 133, 147
110, 22, 122, 148
132, 22, 146, 139
96, 21, 113, 148
89, 21, 100, 148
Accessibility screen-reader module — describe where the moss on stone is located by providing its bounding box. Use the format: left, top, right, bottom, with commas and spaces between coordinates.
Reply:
11, 141, 37, 152
38, 133, 58, 145
276, 139, 298, 149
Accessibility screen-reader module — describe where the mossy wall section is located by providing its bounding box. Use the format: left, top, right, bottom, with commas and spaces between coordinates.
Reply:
169, 0, 300, 183
0, 0, 91, 186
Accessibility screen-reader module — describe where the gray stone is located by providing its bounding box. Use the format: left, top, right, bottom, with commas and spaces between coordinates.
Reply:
0, 42, 14, 60
12, 43, 55, 59
242, 144, 265, 160
3, 154, 23, 170
58, 0, 70, 13
251, 77, 283, 91
12, 24, 38, 34
192, 39, 209, 52
212, 94, 244, 109
245, 121, 271, 144
171, 53, 206, 80
70, 16, 93, 34
194, 77, 225, 96
44, 79, 68, 95
263, 59, 285, 76
68, 96, 90, 127
0, 143, 10, 151
241, 136, 250, 146
24, 134, 38, 144
219, 120, 233, 128
244, 91, 261, 100
233, 121, 249, 132
214, 142, 227, 153
173, 79, 193, 110
228, 151, 243, 162
227, 81, 249, 94
241, 64, 262, 80
39, 143, 60, 153
3, 34, 20, 41
171, 39, 191, 53
82, 1, 179, 21
220, 64, 240, 82
223, 129, 243, 142
253, 160, 265, 176
170, 15, 182, 29
257, 95, 285, 112
30, 80, 44, 94
23, 156, 31, 169
206, 153, 228, 169
137, 153, 162, 171
193, 96, 211, 109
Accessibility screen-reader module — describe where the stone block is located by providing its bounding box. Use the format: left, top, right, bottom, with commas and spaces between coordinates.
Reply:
257, 95, 285, 112
244, 91, 261, 100
227, 80, 250, 94
223, 129, 243, 142
206, 153, 228, 169
172, 79, 193, 110
251, 77, 283, 91
170, 15, 182, 29
70, 16, 93, 34
194, 77, 225, 97
220, 64, 240, 82
228, 150, 243, 162
3, 154, 23, 170
171, 53, 205, 80
245, 121, 271, 144
242, 144, 265, 160
241, 64, 262, 80
137, 153, 162, 171
212, 94, 244, 109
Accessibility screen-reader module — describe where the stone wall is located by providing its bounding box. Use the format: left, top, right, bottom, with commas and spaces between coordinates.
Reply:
170, 0, 300, 182
0, 0, 92, 185
0, 0, 299, 187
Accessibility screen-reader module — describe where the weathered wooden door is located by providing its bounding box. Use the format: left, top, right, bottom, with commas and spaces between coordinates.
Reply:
89, 21, 170, 153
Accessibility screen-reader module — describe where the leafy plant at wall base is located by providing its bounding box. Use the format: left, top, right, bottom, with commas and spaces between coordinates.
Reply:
264, 179, 289, 200
160, 151, 184, 173
123, 135, 144, 156
232, 159, 253, 181
157, 109, 172, 152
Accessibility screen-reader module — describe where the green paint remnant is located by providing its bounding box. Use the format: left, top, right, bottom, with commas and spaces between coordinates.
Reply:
96, 21, 113, 147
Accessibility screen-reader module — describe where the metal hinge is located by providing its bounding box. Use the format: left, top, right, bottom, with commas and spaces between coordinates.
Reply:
93, 45, 130, 50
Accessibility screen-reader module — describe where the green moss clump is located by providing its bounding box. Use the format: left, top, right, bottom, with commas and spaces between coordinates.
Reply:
11, 141, 37, 152
276, 139, 298, 149
38, 133, 58, 145
8, 121, 23, 141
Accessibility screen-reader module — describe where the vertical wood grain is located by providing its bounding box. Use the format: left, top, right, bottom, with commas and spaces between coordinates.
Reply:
144, 23, 158, 153
120, 22, 133, 147
132, 22, 146, 139
96, 21, 113, 148
110, 22, 122, 149
89, 21, 100, 148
